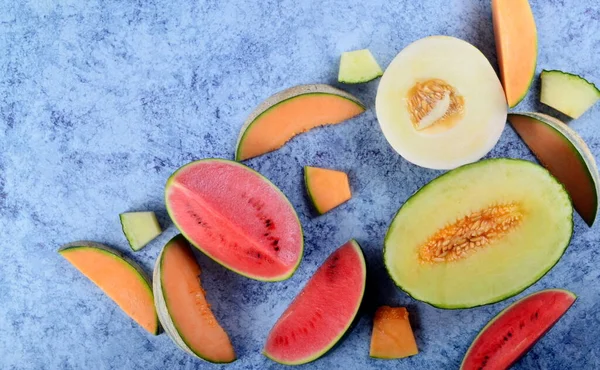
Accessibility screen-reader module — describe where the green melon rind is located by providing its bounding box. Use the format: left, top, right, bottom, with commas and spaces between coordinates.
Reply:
119, 212, 162, 252
459, 288, 577, 370
153, 234, 236, 363
59, 241, 160, 335
165, 158, 304, 282
303, 166, 325, 215
338, 49, 384, 84
383, 158, 574, 310
235, 84, 365, 161
263, 239, 367, 365
540, 70, 600, 118
509, 112, 600, 226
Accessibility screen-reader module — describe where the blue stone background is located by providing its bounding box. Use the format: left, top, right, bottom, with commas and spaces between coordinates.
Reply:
1, 0, 599, 368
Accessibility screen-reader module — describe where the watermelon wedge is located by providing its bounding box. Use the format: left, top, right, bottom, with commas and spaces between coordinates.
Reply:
165, 159, 303, 282
264, 240, 367, 365
461, 289, 576, 370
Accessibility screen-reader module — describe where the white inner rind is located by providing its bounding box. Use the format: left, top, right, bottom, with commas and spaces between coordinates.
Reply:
376, 36, 508, 170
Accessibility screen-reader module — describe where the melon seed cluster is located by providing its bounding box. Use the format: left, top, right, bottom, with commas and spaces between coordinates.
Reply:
406, 79, 465, 130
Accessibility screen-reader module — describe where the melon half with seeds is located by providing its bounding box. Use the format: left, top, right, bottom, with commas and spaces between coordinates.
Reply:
376, 36, 507, 170
384, 159, 573, 309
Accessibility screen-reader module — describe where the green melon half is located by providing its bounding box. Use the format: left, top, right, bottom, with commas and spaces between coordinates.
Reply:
384, 159, 573, 309
508, 112, 600, 226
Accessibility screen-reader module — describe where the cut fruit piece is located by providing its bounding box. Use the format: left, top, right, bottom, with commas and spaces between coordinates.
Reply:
376, 36, 507, 170
119, 211, 162, 251
154, 235, 236, 363
338, 49, 383, 84
508, 112, 600, 226
492, 0, 537, 107
165, 159, 303, 282
540, 70, 600, 118
461, 289, 576, 370
370, 306, 419, 359
304, 166, 352, 214
235, 84, 365, 161
384, 159, 573, 309
264, 240, 366, 365
59, 242, 159, 335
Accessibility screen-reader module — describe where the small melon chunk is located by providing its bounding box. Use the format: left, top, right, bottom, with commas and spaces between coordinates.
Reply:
59, 242, 159, 335
509, 112, 600, 226
376, 36, 507, 170
304, 166, 352, 214
235, 84, 365, 161
541, 70, 600, 118
492, 0, 537, 107
120, 211, 162, 251
370, 306, 418, 359
384, 159, 573, 308
338, 49, 383, 84
153, 235, 236, 363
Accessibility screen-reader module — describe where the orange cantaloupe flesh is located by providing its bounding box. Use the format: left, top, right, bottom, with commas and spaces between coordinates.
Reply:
59, 246, 159, 335
161, 239, 236, 363
492, 0, 537, 107
370, 306, 419, 359
237, 94, 365, 161
304, 166, 352, 214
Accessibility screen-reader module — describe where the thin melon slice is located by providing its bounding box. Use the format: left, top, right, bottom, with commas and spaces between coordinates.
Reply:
338, 49, 383, 84
304, 166, 351, 214
541, 70, 600, 118
492, 0, 537, 107
235, 84, 365, 161
119, 211, 162, 251
384, 159, 573, 309
154, 235, 236, 363
165, 159, 303, 282
264, 240, 366, 365
461, 289, 576, 370
370, 306, 418, 359
59, 242, 159, 335
508, 112, 600, 226
376, 36, 507, 170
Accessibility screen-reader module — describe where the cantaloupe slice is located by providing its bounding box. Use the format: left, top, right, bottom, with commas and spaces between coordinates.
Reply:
59, 242, 159, 335
492, 0, 537, 107
304, 166, 352, 214
153, 235, 236, 363
370, 306, 418, 359
235, 85, 365, 161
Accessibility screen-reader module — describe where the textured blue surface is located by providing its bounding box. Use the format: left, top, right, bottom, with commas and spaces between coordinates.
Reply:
1, 0, 599, 369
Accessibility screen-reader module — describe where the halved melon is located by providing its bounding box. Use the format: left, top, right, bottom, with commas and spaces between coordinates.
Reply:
541, 70, 600, 118
264, 240, 366, 365
59, 242, 159, 335
370, 306, 419, 359
384, 159, 573, 309
508, 112, 600, 226
304, 166, 352, 214
165, 159, 303, 281
492, 0, 537, 107
376, 36, 507, 170
235, 84, 365, 161
461, 289, 576, 369
154, 235, 236, 363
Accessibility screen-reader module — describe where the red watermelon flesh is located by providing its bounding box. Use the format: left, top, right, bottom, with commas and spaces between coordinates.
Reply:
461, 289, 576, 370
165, 159, 303, 281
264, 240, 366, 365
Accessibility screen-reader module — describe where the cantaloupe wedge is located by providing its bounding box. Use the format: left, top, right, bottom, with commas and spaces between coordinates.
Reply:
492, 0, 537, 107
153, 235, 236, 363
235, 85, 365, 161
304, 166, 352, 214
370, 306, 418, 359
59, 242, 159, 335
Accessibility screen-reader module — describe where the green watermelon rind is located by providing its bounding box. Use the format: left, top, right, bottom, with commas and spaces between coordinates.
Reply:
263, 240, 367, 365
383, 158, 574, 309
165, 158, 304, 282
459, 288, 577, 370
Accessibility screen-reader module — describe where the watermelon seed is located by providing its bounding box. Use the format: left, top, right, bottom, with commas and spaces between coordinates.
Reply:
264, 233, 269, 236
508, 332, 512, 337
